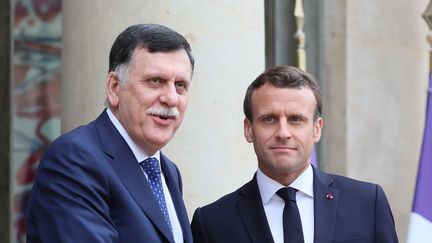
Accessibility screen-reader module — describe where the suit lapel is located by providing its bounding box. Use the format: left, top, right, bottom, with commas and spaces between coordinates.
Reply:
160, 154, 193, 243
237, 175, 275, 243
312, 167, 338, 243
95, 111, 174, 243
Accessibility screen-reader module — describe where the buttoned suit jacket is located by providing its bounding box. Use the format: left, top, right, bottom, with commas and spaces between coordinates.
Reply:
26, 110, 193, 243
191, 167, 398, 243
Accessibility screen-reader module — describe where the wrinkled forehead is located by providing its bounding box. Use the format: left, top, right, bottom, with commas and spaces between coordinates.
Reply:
130, 47, 193, 76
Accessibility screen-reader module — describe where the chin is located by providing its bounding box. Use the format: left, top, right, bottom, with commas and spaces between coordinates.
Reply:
150, 136, 173, 148
274, 161, 302, 171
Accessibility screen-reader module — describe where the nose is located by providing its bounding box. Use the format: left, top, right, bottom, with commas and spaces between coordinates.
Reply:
275, 120, 292, 140
159, 81, 179, 107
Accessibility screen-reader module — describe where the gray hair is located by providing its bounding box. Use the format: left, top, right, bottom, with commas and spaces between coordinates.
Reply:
104, 62, 131, 107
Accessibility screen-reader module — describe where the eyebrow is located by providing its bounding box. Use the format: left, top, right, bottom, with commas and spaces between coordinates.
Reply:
288, 113, 310, 121
256, 112, 275, 119
289, 112, 307, 118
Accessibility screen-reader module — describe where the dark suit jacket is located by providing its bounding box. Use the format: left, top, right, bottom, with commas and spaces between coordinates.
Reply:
191, 167, 398, 243
26, 110, 193, 243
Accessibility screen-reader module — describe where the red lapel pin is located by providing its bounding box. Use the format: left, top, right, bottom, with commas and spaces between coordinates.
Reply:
326, 193, 334, 200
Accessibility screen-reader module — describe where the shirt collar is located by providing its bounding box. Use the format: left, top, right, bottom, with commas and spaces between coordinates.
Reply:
106, 108, 160, 163
257, 164, 314, 205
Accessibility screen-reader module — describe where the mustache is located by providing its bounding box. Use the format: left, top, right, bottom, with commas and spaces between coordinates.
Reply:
146, 107, 180, 119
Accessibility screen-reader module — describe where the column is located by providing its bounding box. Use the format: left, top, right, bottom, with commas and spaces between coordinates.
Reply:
321, 0, 429, 240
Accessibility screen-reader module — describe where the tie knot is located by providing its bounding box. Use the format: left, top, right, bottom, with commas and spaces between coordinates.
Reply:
139, 157, 161, 177
276, 187, 297, 202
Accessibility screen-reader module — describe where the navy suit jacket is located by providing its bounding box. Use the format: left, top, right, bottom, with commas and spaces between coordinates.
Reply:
191, 167, 398, 243
26, 110, 193, 243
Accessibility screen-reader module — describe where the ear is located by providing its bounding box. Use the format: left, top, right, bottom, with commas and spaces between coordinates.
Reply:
244, 118, 253, 143
313, 117, 323, 143
106, 71, 120, 109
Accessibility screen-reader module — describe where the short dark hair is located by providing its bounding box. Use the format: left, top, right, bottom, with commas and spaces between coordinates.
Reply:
243, 66, 322, 122
108, 23, 194, 72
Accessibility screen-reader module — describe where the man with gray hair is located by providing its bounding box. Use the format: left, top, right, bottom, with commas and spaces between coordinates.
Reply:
26, 23, 194, 243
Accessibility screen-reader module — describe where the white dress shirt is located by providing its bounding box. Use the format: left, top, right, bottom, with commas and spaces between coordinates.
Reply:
256, 164, 314, 243
107, 109, 183, 243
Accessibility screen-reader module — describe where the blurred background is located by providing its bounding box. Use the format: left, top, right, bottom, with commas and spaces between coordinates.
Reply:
0, 0, 429, 242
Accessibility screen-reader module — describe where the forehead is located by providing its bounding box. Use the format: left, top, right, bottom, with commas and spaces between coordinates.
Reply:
251, 83, 317, 117
130, 48, 192, 79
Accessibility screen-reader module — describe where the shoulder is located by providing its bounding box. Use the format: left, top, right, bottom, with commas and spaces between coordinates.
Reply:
43, 121, 99, 162
44, 110, 114, 158
327, 172, 381, 195
191, 177, 264, 241
42, 111, 114, 165
35, 118, 109, 186
315, 167, 380, 194
191, 186, 243, 233
316, 169, 390, 208
194, 178, 255, 213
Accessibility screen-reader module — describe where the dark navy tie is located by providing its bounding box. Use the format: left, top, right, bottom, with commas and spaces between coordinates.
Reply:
140, 157, 172, 232
276, 187, 305, 243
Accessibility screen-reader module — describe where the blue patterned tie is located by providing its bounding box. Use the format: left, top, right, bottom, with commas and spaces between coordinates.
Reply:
139, 157, 172, 232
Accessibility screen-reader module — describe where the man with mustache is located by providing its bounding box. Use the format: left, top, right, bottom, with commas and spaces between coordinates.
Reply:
191, 66, 398, 243
26, 23, 194, 243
